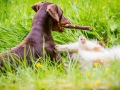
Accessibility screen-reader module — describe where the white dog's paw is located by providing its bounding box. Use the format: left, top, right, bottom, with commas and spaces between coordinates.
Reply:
55, 45, 67, 51
55, 45, 59, 50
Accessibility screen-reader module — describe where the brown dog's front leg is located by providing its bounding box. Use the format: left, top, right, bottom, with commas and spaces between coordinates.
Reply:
44, 42, 62, 64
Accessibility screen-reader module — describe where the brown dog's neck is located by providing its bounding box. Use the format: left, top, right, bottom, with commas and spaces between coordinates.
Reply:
26, 8, 55, 43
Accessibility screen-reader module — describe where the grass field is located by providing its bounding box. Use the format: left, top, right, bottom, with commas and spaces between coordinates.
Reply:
0, 0, 120, 90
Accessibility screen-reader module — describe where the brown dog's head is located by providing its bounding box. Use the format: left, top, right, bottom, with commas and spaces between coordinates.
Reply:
32, 2, 70, 32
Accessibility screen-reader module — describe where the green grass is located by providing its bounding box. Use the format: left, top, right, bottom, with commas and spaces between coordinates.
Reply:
0, 0, 120, 89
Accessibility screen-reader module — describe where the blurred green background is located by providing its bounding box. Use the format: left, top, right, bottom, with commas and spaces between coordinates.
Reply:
0, 0, 120, 90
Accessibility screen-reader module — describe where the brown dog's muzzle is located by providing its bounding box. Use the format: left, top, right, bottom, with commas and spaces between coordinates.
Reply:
53, 16, 70, 32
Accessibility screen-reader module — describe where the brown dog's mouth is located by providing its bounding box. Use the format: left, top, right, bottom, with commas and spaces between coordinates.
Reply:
59, 26, 65, 32
53, 23, 64, 32
58, 21, 71, 32
52, 15, 71, 32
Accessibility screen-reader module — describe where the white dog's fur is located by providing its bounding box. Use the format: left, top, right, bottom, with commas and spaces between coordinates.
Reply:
55, 36, 120, 66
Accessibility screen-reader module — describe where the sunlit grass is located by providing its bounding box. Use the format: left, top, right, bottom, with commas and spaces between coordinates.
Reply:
0, 0, 120, 89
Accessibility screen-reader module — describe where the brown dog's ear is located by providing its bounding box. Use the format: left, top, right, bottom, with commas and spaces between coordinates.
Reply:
46, 4, 63, 22
31, 2, 44, 12
32, 4, 39, 12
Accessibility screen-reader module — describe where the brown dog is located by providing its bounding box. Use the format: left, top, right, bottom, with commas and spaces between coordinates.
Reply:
0, 2, 70, 67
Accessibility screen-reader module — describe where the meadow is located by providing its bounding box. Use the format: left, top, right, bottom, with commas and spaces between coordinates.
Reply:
0, 0, 120, 89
